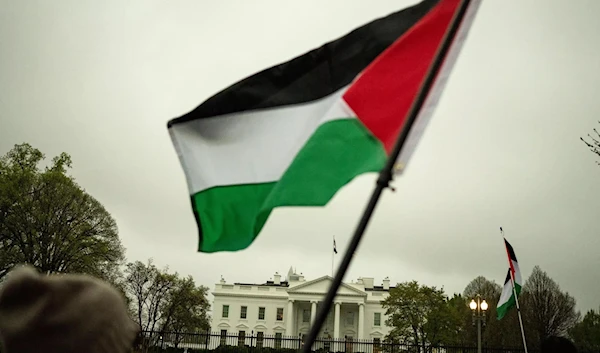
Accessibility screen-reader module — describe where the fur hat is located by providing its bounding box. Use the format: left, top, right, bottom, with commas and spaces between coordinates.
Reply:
0, 265, 139, 353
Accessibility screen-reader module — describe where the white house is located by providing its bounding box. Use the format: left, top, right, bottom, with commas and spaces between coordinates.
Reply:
211, 268, 393, 345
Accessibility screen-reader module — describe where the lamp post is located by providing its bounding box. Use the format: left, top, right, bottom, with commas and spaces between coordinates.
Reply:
469, 294, 488, 353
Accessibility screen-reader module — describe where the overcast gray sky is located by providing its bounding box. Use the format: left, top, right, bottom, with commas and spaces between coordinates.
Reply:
1, 0, 599, 312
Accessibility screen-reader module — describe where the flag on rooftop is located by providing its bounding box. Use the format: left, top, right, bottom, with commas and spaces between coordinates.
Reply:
497, 238, 523, 320
168, 0, 481, 253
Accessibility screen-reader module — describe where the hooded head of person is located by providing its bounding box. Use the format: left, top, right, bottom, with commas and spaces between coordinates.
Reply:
0, 265, 139, 353
540, 336, 578, 353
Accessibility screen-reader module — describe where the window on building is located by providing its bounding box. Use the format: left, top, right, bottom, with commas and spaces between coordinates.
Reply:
276, 308, 284, 321
240, 306, 247, 319
220, 330, 227, 346
238, 331, 245, 347
374, 312, 381, 326
275, 332, 283, 349
257, 332, 264, 348
258, 307, 265, 320
346, 312, 354, 326
373, 338, 381, 353
303, 309, 310, 323
222, 305, 229, 318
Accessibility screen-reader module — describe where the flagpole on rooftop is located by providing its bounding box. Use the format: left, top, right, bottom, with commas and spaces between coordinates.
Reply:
301, 2, 476, 352
332, 236, 335, 277
500, 227, 529, 353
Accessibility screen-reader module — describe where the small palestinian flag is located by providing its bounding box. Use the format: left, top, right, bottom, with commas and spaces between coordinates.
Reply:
168, 0, 481, 252
497, 239, 523, 320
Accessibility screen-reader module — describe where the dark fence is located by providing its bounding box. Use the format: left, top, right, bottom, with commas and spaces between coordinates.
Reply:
138, 331, 532, 353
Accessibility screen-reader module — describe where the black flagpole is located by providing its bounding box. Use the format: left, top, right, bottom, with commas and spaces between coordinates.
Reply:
302, 1, 472, 352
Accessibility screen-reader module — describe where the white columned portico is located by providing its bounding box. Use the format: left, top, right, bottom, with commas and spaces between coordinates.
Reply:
358, 302, 365, 340
286, 299, 295, 335
310, 300, 318, 325
333, 301, 341, 340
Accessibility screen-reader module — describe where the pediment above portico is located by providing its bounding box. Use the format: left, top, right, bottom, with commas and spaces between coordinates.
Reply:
287, 276, 366, 297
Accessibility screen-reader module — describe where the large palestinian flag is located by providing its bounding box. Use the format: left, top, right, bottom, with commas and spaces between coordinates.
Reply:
497, 238, 523, 320
168, 0, 481, 252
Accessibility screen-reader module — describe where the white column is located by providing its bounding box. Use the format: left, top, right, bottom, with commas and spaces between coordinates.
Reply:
333, 302, 341, 340
358, 302, 365, 340
286, 299, 295, 335
310, 301, 318, 325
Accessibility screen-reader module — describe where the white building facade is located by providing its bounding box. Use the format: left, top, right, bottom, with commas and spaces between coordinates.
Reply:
211, 269, 393, 344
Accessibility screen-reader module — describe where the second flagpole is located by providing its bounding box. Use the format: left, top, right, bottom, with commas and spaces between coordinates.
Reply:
332, 236, 335, 277
499, 227, 529, 353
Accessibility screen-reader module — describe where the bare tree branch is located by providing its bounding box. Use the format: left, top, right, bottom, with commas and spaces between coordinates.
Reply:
581, 121, 600, 165
522, 266, 580, 347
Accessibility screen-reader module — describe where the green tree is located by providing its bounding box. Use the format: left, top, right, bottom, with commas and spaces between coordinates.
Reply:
160, 276, 210, 347
0, 143, 124, 281
443, 293, 471, 346
521, 266, 580, 349
570, 308, 600, 351
381, 281, 453, 352
581, 121, 600, 165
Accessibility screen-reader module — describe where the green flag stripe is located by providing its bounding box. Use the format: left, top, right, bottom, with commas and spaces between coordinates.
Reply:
191, 118, 387, 252
497, 283, 522, 320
